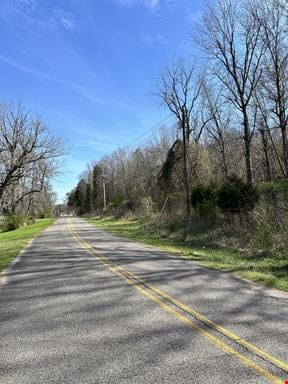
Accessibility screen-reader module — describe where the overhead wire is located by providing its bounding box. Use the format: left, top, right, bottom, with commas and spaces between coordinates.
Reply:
119, 112, 282, 160
122, 114, 173, 151
187, 125, 282, 157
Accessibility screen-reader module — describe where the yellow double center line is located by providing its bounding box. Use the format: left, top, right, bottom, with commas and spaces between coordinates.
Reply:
68, 220, 287, 384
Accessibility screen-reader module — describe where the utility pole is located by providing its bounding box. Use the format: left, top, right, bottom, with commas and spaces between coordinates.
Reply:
101, 175, 107, 213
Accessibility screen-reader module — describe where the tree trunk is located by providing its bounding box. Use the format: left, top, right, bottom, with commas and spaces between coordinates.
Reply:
182, 109, 191, 218
243, 107, 253, 183
280, 124, 288, 178
221, 147, 229, 180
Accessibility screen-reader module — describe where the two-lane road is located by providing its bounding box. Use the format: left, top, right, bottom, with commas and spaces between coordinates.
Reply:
1, 217, 287, 383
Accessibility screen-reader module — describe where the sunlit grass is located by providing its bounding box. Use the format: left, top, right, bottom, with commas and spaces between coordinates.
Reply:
0, 218, 55, 273
85, 216, 288, 292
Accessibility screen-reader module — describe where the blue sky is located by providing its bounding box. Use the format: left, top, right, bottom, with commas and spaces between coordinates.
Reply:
0, 0, 203, 202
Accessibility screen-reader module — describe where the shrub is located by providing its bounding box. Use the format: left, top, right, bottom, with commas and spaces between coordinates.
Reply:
107, 195, 135, 217
191, 183, 217, 208
37, 208, 51, 219
2, 213, 27, 231
217, 176, 258, 215
198, 200, 217, 222
191, 183, 217, 222
109, 194, 125, 208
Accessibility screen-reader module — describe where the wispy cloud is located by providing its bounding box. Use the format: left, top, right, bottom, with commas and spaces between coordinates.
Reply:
116, 0, 177, 13
116, 0, 160, 12
77, 140, 117, 152
72, 126, 113, 142
141, 32, 168, 45
0, 0, 36, 20
0, 54, 102, 107
15, 0, 37, 9
187, 10, 202, 24
50, 8, 79, 31
75, 135, 118, 154
0, 54, 52, 81
0, 1, 79, 32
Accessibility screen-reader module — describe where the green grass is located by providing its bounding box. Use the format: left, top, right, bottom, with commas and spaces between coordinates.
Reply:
85, 216, 288, 292
0, 218, 55, 273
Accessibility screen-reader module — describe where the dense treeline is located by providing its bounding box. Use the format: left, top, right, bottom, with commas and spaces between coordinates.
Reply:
68, 0, 288, 230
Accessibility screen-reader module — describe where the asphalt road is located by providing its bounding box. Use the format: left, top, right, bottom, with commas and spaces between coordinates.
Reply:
0, 217, 287, 384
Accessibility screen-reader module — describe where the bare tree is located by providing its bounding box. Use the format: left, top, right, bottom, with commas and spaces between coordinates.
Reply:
274, 0, 288, 17
195, 0, 265, 182
255, 0, 288, 177
0, 103, 66, 212
202, 84, 232, 180
156, 60, 206, 217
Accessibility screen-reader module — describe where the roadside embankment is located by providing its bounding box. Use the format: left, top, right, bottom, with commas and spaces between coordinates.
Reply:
85, 216, 288, 292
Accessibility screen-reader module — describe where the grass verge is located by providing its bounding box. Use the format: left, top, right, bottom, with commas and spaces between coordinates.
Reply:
0, 218, 55, 273
85, 216, 288, 292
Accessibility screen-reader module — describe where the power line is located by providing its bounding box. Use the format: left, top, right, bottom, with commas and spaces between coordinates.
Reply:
121, 113, 283, 161
187, 125, 282, 157
122, 114, 173, 151
123, 115, 282, 158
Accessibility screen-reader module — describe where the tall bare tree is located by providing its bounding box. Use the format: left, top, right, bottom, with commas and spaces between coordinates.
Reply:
196, 0, 265, 182
255, 0, 288, 177
202, 84, 232, 180
156, 60, 205, 217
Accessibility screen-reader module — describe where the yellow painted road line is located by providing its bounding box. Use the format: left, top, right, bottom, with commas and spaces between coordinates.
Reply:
73, 224, 288, 375
68, 221, 285, 384
98, 253, 288, 374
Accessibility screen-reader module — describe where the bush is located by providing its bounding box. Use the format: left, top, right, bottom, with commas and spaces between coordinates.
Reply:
191, 183, 217, 208
191, 183, 217, 222
217, 176, 258, 215
109, 194, 125, 208
2, 213, 27, 231
106, 195, 135, 217
37, 208, 51, 219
